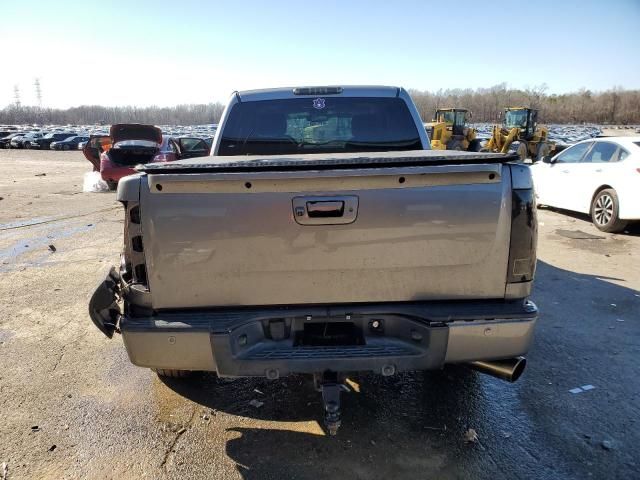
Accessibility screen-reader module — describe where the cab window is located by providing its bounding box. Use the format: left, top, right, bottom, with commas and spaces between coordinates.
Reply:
180, 138, 207, 152
554, 142, 592, 163
617, 148, 629, 162
582, 141, 618, 163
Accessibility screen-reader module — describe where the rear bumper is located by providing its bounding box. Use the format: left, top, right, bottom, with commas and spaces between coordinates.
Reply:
117, 301, 538, 377
100, 161, 135, 183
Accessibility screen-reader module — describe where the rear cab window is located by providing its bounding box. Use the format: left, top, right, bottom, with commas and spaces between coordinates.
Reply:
218, 97, 422, 156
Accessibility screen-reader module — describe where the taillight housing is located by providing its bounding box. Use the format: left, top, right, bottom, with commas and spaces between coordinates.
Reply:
508, 188, 537, 283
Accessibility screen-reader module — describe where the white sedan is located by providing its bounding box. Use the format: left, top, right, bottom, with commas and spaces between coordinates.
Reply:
530, 137, 640, 232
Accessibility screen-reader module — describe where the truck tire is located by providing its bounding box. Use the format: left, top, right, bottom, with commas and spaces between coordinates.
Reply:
446, 139, 464, 151
590, 188, 628, 233
152, 368, 193, 378
467, 139, 482, 152
535, 142, 551, 163
513, 142, 528, 162
106, 181, 118, 191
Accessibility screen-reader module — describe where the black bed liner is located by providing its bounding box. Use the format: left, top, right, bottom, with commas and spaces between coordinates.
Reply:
137, 149, 520, 173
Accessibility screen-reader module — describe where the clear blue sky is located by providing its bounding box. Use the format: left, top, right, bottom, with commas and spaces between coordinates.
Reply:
1, 0, 639, 108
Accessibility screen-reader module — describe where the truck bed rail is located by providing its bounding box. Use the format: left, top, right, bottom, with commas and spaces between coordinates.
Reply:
137, 150, 520, 174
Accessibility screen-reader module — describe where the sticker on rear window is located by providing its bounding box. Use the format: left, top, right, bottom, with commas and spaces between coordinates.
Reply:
312, 98, 326, 110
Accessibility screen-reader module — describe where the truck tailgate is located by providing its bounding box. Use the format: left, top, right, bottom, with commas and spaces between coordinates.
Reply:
138, 153, 513, 309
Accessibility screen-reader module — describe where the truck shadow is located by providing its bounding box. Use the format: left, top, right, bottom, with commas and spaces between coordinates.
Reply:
158, 259, 640, 479
162, 366, 487, 479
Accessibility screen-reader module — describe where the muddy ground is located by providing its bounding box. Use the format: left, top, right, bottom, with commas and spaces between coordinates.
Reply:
0, 149, 639, 480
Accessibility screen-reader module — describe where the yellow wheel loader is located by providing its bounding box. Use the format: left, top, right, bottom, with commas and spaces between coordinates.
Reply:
426, 108, 482, 152
484, 107, 555, 162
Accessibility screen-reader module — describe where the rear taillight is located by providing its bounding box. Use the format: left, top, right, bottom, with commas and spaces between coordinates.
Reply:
121, 200, 146, 287
507, 188, 537, 283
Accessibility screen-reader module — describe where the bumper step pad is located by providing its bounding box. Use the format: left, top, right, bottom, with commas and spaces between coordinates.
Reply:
242, 343, 419, 360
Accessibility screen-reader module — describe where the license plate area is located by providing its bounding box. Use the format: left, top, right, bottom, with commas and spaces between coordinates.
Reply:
295, 322, 365, 347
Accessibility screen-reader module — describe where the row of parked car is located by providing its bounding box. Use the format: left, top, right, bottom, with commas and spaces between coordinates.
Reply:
0, 130, 91, 150
0, 123, 218, 152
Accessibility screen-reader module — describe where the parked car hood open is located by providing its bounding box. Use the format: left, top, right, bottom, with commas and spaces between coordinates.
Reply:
110, 124, 162, 145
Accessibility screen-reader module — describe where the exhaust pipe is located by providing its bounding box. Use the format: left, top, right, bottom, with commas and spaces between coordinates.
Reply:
468, 356, 526, 383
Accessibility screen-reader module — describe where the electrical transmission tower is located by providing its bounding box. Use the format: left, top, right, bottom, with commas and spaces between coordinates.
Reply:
34, 78, 42, 107
13, 85, 22, 108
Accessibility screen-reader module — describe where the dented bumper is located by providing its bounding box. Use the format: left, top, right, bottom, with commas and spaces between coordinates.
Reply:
88, 267, 122, 338
89, 267, 538, 376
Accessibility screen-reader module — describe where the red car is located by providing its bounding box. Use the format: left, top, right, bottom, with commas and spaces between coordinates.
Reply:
83, 124, 210, 190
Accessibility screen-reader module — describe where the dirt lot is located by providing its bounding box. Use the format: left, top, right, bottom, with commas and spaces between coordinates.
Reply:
1, 149, 639, 480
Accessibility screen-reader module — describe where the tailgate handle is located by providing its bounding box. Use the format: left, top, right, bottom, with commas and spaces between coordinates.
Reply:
306, 201, 345, 218
292, 196, 358, 225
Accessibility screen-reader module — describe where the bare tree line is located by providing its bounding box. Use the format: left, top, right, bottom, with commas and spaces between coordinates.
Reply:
1, 85, 639, 125
410, 84, 640, 125
0, 103, 225, 126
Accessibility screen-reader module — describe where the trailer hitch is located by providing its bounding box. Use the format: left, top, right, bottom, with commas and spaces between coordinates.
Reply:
315, 372, 348, 436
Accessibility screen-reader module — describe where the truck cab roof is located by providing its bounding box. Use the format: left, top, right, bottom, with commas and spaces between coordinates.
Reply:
237, 85, 402, 102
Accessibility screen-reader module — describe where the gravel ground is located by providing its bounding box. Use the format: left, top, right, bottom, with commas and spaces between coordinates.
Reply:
0, 150, 639, 480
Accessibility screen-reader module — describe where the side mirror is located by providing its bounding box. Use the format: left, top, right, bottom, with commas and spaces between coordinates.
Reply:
542, 155, 553, 164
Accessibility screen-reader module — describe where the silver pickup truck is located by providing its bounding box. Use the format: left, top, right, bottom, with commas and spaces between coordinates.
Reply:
90, 86, 538, 434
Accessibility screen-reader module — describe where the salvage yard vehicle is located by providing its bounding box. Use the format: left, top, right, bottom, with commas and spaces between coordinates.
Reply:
98, 124, 167, 190
50, 135, 89, 150
11, 131, 43, 148
484, 107, 556, 162
35, 132, 77, 150
531, 136, 640, 232
89, 86, 539, 435
92, 124, 211, 190
0, 132, 27, 149
8, 132, 32, 148
425, 108, 482, 151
